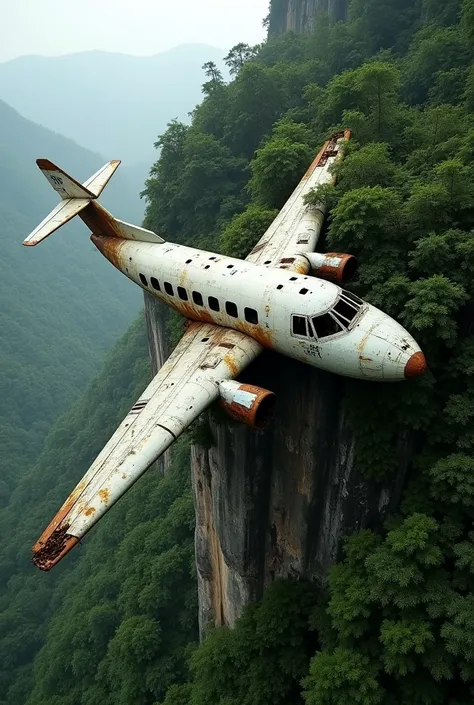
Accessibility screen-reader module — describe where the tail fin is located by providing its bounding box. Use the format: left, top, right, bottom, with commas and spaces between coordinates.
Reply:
36, 158, 118, 200
23, 159, 164, 247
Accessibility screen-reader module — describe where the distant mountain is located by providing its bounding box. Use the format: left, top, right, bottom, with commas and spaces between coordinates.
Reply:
0, 98, 144, 501
0, 44, 226, 164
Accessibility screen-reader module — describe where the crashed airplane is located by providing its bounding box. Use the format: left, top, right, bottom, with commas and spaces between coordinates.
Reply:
23, 131, 426, 571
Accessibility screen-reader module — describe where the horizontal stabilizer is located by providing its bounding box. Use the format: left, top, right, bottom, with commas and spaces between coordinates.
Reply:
36, 159, 97, 199
83, 160, 121, 197
113, 218, 165, 244
23, 198, 90, 246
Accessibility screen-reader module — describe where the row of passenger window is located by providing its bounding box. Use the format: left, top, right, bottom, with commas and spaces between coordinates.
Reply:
139, 272, 259, 325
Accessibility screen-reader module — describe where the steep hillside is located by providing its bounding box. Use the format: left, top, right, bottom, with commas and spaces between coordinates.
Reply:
0, 99, 142, 500
2, 2, 474, 705
0, 45, 226, 164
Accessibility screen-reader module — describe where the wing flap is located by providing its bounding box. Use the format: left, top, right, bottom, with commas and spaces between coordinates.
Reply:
32, 322, 262, 570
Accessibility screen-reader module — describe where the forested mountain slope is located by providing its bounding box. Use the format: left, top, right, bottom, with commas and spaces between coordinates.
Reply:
2, 1, 474, 705
0, 99, 142, 501
0, 45, 226, 163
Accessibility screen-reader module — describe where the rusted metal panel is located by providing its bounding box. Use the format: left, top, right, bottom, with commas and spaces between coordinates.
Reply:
304, 252, 358, 283
218, 381, 276, 428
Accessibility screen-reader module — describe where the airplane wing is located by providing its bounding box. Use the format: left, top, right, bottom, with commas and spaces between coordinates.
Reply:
32, 321, 263, 570
245, 130, 351, 274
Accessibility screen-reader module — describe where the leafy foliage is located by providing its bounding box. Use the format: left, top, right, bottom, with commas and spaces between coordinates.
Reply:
3, 1, 474, 704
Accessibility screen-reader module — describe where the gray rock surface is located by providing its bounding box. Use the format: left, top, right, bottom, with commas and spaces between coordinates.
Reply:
269, 0, 349, 36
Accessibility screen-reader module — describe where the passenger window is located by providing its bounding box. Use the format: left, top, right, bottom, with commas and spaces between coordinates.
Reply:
193, 291, 203, 306
164, 282, 174, 296
312, 314, 342, 338
292, 315, 308, 337
226, 301, 238, 318
151, 277, 160, 291
177, 286, 188, 301
244, 308, 258, 324
139, 273, 148, 287
333, 298, 358, 324
209, 296, 220, 312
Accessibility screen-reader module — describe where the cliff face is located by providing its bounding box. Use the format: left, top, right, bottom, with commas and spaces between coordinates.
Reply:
190, 351, 412, 633
269, 0, 349, 36
144, 293, 172, 473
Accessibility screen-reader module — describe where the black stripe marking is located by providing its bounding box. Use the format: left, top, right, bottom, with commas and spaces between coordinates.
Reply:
156, 423, 177, 441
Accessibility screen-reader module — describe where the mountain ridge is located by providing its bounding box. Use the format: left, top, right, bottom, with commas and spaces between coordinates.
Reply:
0, 44, 227, 164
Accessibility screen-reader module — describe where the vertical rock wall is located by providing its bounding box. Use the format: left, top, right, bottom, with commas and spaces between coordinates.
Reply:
144, 299, 412, 635
190, 351, 413, 635
144, 292, 172, 473
269, 0, 349, 36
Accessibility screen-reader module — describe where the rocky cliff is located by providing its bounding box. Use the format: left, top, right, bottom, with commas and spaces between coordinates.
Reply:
144, 292, 172, 473
268, 0, 349, 36
145, 295, 412, 634
191, 351, 412, 634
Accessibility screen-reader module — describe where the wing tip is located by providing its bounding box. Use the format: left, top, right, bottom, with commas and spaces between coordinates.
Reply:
32, 527, 79, 571
36, 158, 57, 171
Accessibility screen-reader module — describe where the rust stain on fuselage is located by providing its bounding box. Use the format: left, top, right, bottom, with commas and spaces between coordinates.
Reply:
223, 353, 239, 377
91, 233, 128, 272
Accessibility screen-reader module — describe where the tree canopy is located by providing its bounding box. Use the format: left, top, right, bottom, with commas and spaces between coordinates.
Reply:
2, 1, 474, 704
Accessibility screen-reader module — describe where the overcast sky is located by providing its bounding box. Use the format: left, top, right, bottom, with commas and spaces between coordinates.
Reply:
1, 0, 270, 62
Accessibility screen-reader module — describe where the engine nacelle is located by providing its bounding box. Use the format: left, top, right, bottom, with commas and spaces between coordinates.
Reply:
303, 252, 358, 283
218, 380, 276, 429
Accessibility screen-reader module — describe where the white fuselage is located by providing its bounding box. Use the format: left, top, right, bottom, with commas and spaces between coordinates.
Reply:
92, 235, 423, 381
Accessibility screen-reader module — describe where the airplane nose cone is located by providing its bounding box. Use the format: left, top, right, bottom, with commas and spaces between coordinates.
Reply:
404, 351, 426, 379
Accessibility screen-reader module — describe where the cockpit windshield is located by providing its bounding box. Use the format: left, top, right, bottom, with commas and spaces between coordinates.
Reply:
310, 290, 364, 339
312, 313, 341, 338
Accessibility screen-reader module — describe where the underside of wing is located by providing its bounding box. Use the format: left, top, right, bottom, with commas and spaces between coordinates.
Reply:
32, 322, 263, 570
245, 131, 350, 274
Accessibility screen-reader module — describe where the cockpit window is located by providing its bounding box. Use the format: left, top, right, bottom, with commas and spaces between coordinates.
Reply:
342, 290, 363, 306
292, 315, 310, 337
332, 297, 359, 326
312, 313, 342, 338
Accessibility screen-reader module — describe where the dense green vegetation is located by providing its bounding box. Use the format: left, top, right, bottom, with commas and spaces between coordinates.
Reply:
143, 1, 474, 703
0, 318, 198, 705
0, 100, 142, 503
2, 0, 474, 704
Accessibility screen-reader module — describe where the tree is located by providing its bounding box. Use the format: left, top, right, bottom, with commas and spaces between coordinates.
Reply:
220, 205, 278, 260
248, 128, 312, 208
202, 61, 224, 95
224, 43, 259, 75
303, 647, 384, 705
